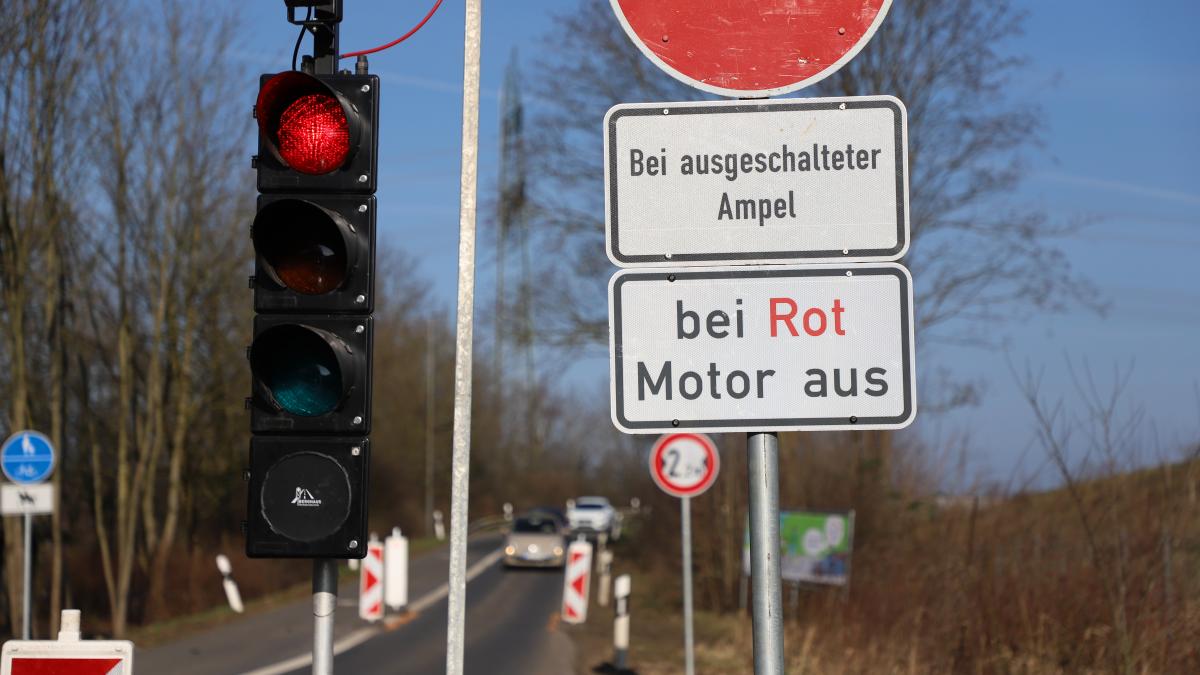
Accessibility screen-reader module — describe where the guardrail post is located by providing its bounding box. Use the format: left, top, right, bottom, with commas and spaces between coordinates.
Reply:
614, 574, 632, 670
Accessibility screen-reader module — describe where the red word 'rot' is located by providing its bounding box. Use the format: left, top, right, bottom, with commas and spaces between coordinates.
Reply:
770, 298, 846, 337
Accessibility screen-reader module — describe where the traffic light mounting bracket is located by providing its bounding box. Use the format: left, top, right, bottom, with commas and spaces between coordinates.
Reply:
285, 0, 342, 75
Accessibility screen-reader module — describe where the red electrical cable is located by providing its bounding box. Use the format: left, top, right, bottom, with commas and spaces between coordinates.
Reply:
339, 0, 444, 59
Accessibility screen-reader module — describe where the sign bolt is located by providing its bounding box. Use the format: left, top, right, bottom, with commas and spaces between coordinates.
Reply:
353, 416, 364, 425
351, 446, 361, 456
849, 416, 858, 424
672, 419, 680, 427
358, 174, 369, 183
661, 34, 669, 43
355, 294, 366, 304
838, 27, 846, 35
348, 540, 359, 550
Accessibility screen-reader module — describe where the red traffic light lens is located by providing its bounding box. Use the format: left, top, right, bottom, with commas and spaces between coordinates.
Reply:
257, 72, 358, 176
277, 94, 350, 175
253, 200, 350, 295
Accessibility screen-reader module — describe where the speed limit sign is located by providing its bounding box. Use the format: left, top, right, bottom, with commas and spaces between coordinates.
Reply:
649, 433, 720, 498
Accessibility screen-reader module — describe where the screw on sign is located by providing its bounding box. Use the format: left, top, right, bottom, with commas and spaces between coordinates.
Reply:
609, 0, 892, 97
359, 539, 384, 622
560, 539, 594, 624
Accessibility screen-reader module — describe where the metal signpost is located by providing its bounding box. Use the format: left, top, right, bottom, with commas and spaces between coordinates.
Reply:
606, 2, 904, 673
2, 431, 57, 641
649, 433, 720, 675
446, 0, 483, 672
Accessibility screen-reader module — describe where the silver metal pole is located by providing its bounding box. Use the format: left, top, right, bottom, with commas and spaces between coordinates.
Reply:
22, 512, 31, 640
425, 317, 436, 536
747, 431, 784, 674
312, 559, 338, 675
446, 0, 482, 673
681, 496, 695, 675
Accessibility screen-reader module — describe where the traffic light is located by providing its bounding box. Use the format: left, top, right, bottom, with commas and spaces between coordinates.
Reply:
245, 66, 379, 559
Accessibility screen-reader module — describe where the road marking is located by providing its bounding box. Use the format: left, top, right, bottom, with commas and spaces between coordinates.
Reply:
241, 548, 504, 675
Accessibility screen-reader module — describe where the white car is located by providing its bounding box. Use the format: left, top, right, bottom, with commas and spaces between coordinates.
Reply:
567, 496, 615, 536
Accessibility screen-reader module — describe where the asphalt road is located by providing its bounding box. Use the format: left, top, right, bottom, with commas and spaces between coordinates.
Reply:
138, 533, 573, 674
298, 562, 573, 675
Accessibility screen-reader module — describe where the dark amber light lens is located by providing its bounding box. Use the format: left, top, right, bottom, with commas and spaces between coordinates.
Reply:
276, 93, 350, 175
254, 200, 349, 295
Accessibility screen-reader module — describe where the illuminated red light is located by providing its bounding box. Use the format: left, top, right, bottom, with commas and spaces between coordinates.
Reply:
276, 93, 350, 175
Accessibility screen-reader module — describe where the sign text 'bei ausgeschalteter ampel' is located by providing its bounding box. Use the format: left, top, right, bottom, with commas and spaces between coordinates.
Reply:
609, 264, 916, 433
604, 97, 909, 267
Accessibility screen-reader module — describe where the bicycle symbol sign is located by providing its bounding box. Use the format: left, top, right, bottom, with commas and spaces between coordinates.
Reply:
1, 431, 56, 485
649, 433, 719, 498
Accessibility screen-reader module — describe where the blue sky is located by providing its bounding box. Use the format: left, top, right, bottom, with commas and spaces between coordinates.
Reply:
235, 1, 1200, 485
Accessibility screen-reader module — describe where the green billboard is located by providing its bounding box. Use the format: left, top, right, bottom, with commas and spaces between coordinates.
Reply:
743, 510, 854, 586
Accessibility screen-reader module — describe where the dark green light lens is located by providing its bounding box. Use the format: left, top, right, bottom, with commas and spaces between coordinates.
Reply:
256, 325, 343, 417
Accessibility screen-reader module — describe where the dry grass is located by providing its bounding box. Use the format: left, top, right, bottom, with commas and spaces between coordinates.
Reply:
572, 459, 1200, 674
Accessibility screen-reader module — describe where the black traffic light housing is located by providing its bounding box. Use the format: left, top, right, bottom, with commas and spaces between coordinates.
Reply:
249, 315, 372, 435
252, 194, 376, 313
255, 72, 379, 193
246, 437, 369, 558
246, 39, 378, 558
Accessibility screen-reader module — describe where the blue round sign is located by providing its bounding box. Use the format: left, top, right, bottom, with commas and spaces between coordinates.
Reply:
1, 431, 56, 484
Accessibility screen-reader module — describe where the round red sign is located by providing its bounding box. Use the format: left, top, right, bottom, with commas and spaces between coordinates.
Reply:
609, 0, 892, 97
649, 433, 720, 498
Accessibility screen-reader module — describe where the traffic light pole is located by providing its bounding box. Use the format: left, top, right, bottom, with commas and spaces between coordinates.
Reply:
310, 3, 338, 668
312, 558, 338, 675
282, 4, 345, 674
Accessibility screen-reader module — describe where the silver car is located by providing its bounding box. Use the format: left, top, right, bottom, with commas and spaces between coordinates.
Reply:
503, 514, 566, 568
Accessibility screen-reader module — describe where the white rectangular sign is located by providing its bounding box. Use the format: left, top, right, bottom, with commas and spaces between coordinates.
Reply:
604, 96, 909, 267
0, 483, 54, 516
609, 264, 916, 433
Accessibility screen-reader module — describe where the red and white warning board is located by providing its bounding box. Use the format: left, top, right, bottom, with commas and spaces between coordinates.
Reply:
2, 641, 133, 674
560, 539, 594, 624
359, 539, 384, 622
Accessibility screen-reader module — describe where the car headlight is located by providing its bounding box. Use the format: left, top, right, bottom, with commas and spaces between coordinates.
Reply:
553, 546, 564, 556
505, 545, 516, 555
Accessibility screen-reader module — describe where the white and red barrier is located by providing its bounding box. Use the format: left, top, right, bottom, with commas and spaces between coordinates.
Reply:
561, 538, 593, 624
359, 537, 384, 622
384, 528, 408, 611
2, 610, 133, 674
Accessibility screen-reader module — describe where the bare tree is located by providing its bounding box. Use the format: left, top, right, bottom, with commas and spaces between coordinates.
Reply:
0, 0, 99, 635
1012, 358, 1157, 674
81, 1, 249, 634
